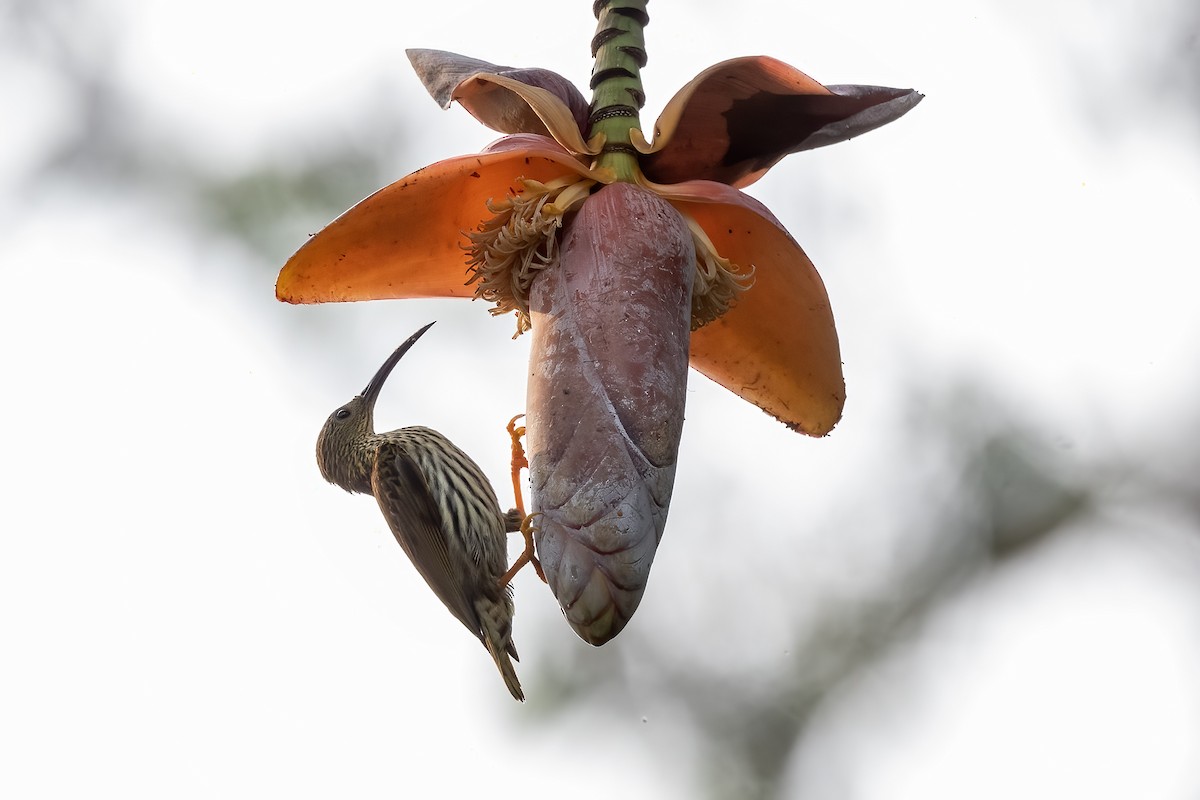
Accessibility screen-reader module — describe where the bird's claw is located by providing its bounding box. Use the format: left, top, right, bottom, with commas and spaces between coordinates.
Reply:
500, 512, 546, 587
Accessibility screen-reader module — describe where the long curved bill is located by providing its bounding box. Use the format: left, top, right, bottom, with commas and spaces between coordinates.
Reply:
362, 322, 436, 405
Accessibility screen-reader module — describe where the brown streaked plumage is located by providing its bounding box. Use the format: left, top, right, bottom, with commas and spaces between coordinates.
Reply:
316, 322, 523, 701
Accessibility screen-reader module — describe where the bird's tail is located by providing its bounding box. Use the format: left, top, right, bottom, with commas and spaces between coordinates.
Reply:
477, 597, 524, 702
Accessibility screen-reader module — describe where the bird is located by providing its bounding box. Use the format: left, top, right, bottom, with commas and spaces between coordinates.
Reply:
316, 321, 523, 701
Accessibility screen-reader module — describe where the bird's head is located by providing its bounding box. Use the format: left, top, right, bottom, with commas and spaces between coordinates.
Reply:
316, 321, 436, 491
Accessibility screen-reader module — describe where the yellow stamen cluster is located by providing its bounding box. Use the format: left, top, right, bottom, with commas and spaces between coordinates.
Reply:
467, 177, 753, 335
685, 215, 755, 330
466, 176, 595, 336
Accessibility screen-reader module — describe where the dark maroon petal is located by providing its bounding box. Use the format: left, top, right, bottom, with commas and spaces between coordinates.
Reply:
525, 183, 694, 645
640, 56, 922, 187
406, 49, 590, 140
786, 84, 923, 152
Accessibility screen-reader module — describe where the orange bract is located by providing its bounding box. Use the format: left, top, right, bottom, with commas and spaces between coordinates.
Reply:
278, 132, 845, 434
684, 198, 844, 435
276, 147, 593, 304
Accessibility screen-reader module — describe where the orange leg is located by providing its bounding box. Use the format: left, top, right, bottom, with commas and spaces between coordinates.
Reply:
507, 414, 528, 517
500, 414, 546, 586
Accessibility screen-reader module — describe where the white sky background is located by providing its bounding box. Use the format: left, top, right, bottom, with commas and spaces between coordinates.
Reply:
2, 0, 1199, 798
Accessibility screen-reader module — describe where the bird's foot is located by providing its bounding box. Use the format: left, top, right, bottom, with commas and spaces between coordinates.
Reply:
507, 414, 528, 518
499, 415, 544, 586
500, 512, 546, 587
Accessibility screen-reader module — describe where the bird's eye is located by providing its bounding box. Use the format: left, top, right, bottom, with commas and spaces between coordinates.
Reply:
334, 407, 352, 420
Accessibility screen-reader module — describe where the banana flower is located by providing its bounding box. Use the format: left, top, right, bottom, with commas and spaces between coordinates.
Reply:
278, 10, 920, 645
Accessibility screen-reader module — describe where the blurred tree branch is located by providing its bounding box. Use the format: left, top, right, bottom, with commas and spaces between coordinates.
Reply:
5, 0, 398, 267
526, 380, 1198, 799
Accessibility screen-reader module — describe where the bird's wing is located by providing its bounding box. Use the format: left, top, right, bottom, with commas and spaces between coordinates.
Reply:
371, 440, 479, 636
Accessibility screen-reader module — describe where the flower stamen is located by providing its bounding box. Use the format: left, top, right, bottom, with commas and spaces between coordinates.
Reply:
467, 177, 752, 335
683, 213, 755, 329
466, 176, 596, 336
